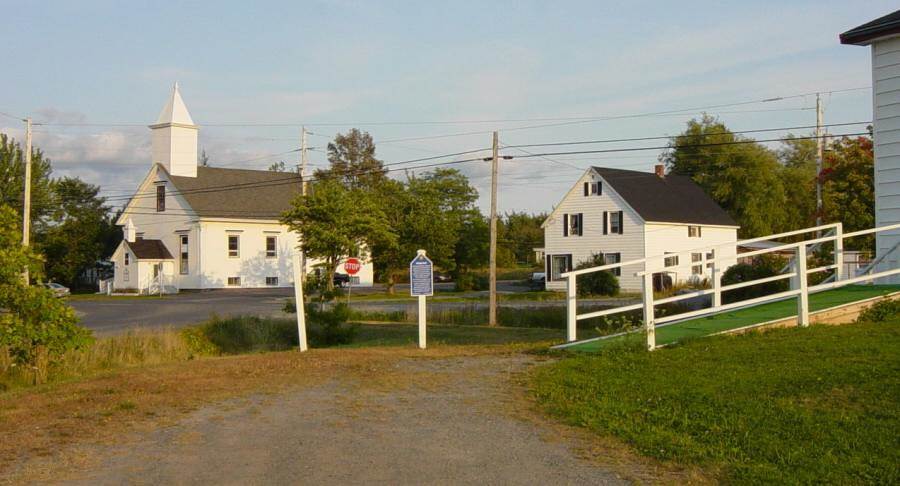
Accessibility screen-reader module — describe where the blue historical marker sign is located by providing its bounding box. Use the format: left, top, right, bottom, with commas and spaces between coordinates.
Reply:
410, 250, 434, 297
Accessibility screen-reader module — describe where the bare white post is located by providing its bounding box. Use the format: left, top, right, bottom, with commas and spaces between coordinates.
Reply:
712, 260, 722, 308
834, 223, 844, 282
291, 251, 308, 352
566, 274, 577, 342
642, 272, 656, 351
796, 244, 809, 327
418, 295, 427, 349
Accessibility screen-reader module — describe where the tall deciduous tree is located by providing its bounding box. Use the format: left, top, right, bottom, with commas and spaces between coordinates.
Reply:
777, 135, 818, 231
0, 133, 55, 232
40, 178, 116, 287
662, 115, 788, 237
282, 179, 395, 290
318, 129, 386, 190
822, 136, 875, 251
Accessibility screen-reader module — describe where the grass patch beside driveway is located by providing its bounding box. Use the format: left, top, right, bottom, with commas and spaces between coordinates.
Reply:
530, 319, 900, 484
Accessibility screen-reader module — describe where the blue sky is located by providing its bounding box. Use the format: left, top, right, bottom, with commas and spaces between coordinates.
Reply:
1, 1, 895, 213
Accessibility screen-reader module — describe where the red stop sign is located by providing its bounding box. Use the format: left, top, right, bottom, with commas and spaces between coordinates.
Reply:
344, 258, 361, 275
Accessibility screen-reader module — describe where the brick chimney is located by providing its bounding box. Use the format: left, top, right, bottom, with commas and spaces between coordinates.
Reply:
654, 164, 665, 178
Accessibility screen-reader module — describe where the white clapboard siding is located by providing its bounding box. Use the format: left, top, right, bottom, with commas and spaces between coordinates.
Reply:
643, 223, 738, 284
873, 37, 900, 282
543, 169, 646, 291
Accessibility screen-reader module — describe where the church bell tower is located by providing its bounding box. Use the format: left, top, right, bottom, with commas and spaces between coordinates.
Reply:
150, 82, 199, 177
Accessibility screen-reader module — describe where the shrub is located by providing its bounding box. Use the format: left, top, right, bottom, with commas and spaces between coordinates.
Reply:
454, 273, 489, 291
574, 254, 619, 297
197, 315, 297, 354
855, 299, 900, 323
721, 254, 788, 304
307, 303, 358, 346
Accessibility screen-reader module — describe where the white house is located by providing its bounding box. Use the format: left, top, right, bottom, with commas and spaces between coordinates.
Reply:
110, 84, 374, 293
541, 165, 739, 292
841, 10, 900, 283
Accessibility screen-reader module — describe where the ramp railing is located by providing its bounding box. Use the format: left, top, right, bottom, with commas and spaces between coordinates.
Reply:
560, 222, 900, 350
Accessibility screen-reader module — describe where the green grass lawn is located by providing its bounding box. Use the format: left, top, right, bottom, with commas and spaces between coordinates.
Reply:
531, 319, 900, 483
570, 285, 900, 352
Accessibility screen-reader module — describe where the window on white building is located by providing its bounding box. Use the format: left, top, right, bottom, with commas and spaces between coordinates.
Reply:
664, 253, 679, 267
706, 250, 716, 270
547, 254, 572, 281
688, 225, 701, 237
227, 276, 241, 286
266, 236, 277, 258
603, 252, 621, 276
228, 235, 240, 258
692, 253, 703, 275
266, 276, 278, 286
180, 235, 189, 275
156, 184, 165, 212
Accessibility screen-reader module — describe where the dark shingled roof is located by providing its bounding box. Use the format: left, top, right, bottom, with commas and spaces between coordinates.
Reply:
592, 167, 738, 227
165, 166, 302, 220
126, 238, 174, 260
840, 10, 900, 45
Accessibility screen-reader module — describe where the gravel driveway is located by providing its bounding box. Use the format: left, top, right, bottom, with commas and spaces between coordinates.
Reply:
60, 355, 627, 485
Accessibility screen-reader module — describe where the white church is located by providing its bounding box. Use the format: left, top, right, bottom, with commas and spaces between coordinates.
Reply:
110, 84, 374, 293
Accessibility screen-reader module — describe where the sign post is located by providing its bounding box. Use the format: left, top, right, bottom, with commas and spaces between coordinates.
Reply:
291, 251, 308, 352
409, 249, 433, 349
344, 257, 361, 306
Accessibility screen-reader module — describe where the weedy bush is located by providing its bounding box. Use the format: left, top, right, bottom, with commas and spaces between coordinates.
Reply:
454, 273, 489, 291
192, 315, 298, 354
721, 254, 788, 304
574, 254, 620, 297
855, 298, 900, 323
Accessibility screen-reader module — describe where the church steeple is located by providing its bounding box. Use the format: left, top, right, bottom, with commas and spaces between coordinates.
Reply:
150, 82, 199, 177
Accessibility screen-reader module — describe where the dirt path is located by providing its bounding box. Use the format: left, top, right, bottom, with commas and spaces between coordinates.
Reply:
42, 354, 628, 485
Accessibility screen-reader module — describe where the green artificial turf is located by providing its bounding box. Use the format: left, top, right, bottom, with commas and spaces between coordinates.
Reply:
569, 285, 900, 352
532, 319, 900, 483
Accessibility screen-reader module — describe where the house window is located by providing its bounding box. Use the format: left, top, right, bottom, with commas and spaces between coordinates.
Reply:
123, 268, 129, 281
265, 276, 278, 286
547, 254, 572, 282
228, 235, 240, 258
664, 253, 679, 267
227, 276, 241, 286
156, 185, 165, 212
350, 276, 360, 285
688, 225, 701, 238
610, 212, 622, 234
266, 236, 277, 258
692, 253, 703, 275
603, 252, 621, 277
706, 250, 716, 269
564, 213, 583, 237
584, 181, 602, 196
124, 253, 130, 266
180, 235, 189, 275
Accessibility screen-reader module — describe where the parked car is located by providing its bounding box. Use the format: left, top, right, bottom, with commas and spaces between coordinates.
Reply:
333, 273, 351, 287
434, 272, 452, 283
529, 272, 546, 290
42, 282, 70, 297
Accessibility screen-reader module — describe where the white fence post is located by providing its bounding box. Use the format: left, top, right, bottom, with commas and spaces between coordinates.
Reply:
712, 260, 722, 308
642, 272, 656, 351
834, 223, 844, 282
566, 275, 577, 342
796, 244, 809, 327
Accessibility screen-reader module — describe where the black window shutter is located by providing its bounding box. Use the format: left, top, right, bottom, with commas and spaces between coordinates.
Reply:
566, 254, 572, 272
563, 214, 569, 237
615, 252, 622, 276
603, 211, 608, 235
597, 182, 602, 195
618, 210, 624, 234
583, 182, 589, 196
545, 255, 552, 281
578, 213, 584, 236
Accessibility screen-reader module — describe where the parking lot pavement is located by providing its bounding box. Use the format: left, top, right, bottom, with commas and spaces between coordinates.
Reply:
70, 288, 294, 335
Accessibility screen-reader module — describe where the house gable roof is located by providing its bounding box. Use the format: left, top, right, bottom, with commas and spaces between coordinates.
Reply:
840, 9, 900, 45
125, 238, 174, 260
591, 167, 738, 227
164, 165, 302, 220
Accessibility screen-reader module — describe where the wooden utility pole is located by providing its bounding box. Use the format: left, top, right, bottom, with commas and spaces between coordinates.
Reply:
299, 126, 309, 284
22, 117, 32, 285
815, 93, 824, 228
488, 131, 499, 327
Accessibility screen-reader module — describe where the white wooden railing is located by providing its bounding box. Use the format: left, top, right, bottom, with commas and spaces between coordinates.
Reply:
559, 222, 900, 350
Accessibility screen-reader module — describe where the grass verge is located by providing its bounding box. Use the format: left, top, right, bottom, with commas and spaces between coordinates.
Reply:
531, 319, 900, 483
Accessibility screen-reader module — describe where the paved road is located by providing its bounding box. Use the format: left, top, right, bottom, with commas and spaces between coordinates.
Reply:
61, 355, 628, 485
70, 289, 294, 335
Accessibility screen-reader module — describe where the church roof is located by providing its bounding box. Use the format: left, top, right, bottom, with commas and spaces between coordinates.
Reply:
165, 166, 303, 220
840, 9, 900, 45
125, 238, 174, 260
153, 82, 196, 126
